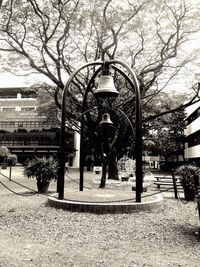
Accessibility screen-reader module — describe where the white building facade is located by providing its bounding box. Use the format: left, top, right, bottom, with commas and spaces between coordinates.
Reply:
0, 87, 77, 165
184, 101, 200, 165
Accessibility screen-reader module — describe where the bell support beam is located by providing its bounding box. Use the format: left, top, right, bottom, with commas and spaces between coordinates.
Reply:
79, 66, 103, 191
108, 59, 143, 203
58, 61, 103, 199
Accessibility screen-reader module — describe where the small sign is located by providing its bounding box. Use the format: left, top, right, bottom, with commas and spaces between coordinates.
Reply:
93, 166, 102, 172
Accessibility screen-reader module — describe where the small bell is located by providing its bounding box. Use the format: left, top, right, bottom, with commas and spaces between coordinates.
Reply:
94, 76, 119, 99
100, 113, 113, 126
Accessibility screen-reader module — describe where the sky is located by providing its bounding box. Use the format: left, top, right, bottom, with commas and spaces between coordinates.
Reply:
0, 72, 32, 87
0, 72, 53, 88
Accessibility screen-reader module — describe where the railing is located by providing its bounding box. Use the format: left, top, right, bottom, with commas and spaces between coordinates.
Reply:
154, 171, 182, 199
0, 131, 59, 146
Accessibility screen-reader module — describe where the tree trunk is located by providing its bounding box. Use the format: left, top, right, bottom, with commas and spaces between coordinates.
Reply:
99, 159, 107, 188
108, 149, 119, 180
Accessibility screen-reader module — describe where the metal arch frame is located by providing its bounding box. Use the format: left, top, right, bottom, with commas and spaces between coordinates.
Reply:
58, 59, 143, 203
58, 61, 103, 199
79, 66, 103, 191
109, 59, 143, 202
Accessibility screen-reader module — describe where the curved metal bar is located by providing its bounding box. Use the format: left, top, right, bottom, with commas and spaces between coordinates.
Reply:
108, 59, 143, 203
112, 107, 135, 142
79, 67, 102, 191
58, 61, 103, 199
111, 65, 135, 93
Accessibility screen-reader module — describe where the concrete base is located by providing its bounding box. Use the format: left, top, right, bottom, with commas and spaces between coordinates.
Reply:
48, 189, 163, 214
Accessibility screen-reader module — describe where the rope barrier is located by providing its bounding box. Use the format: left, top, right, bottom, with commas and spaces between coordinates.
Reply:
0, 172, 36, 192
0, 180, 37, 196
65, 172, 92, 190
0, 172, 53, 197
0, 170, 191, 204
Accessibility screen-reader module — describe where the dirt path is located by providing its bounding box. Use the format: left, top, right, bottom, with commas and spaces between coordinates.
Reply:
0, 167, 199, 266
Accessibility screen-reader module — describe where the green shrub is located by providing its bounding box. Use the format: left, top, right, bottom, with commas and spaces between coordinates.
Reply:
175, 164, 200, 190
7, 154, 17, 166
24, 156, 58, 183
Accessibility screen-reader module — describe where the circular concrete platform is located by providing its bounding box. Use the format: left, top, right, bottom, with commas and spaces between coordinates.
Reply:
48, 189, 163, 214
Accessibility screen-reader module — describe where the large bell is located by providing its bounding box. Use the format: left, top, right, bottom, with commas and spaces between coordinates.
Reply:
94, 76, 119, 99
100, 113, 113, 126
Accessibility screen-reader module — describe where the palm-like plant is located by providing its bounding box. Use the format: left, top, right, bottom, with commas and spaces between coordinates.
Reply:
24, 156, 58, 183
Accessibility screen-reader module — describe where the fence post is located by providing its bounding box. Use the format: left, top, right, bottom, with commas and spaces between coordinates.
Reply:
194, 175, 200, 221
171, 169, 178, 199
9, 166, 12, 181
156, 177, 160, 189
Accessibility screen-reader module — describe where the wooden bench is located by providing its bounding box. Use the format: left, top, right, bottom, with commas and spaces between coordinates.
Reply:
153, 173, 182, 199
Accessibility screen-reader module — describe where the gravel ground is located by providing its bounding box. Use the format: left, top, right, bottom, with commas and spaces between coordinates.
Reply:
0, 167, 200, 267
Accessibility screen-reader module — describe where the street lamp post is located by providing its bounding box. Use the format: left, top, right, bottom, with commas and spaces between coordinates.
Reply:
58, 59, 143, 202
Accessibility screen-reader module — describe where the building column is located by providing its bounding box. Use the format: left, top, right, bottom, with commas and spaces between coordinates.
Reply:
72, 130, 80, 168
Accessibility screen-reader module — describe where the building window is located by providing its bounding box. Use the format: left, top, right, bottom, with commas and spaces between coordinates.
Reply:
187, 108, 200, 125
0, 122, 15, 128
187, 130, 200, 147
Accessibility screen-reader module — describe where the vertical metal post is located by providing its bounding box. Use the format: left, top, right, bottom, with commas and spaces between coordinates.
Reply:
108, 59, 143, 202
135, 89, 143, 202
9, 165, 12, 181
58, 72, 74, 199
171, 169, 178, 199
79, 67, 102, 191
58, 61, 103, 199
194, 175, 200, 220
79, 116, 84, 191
58, 102, 67, 199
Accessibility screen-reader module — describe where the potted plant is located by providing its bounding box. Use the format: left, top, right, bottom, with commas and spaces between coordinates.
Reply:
7, 154, 17, 166
24, 156, 58, 193
175, 164, 200, 201
0, 145, 10, 169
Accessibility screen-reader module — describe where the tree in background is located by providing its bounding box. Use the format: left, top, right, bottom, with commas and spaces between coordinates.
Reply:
143, 91, 187, 171
1, 0, 199, 99
36, 84, 60, 128
0, 0, 200, 184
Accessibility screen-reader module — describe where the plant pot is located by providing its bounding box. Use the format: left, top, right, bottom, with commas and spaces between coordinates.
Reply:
37, 181, 50, 193
1, 163, 7, 169
184, 187, 196, 201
